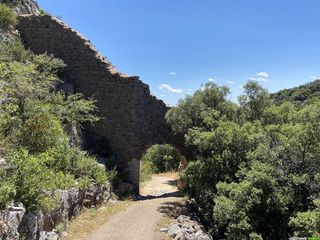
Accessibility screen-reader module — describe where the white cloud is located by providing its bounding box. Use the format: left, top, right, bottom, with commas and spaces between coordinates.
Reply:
159, 84, 183, 93
169, 72, 177, 75
226, 80, 235, 85
310, 75, 320, 80
238, 85, 244, 89
256, 72, 269, 78
248, 72, 271, 83
248, 77, 271, 83
208, 78, 215, 82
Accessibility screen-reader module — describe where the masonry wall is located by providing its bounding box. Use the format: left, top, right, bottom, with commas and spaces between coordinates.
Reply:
17, 15, 170, 187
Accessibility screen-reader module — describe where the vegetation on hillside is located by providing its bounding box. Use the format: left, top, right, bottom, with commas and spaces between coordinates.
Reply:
167, 81, 320, 239
272, 79, 320, 105
0, 3, 17, 30
0, 41, 113, 212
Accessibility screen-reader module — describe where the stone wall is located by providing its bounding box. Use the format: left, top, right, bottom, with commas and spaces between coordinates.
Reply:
17, 15, 170, 187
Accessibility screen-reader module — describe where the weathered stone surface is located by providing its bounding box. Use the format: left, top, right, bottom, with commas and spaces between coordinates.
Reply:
17, 14, 171, 189
0, 203, 26, 240
166, 215, 212, 240
0, 157, 9, 169
0, 29, 19, 43
39, 231, 59, 240
19, 212, 43, 240
0, 0, 40, 15
0, 182, 111, 240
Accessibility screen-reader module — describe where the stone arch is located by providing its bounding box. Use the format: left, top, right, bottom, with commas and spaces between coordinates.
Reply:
17, 15, 171, 189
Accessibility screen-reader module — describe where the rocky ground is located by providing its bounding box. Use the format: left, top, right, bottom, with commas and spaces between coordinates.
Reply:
0, 183, 112, 240
161, 215, 212, 240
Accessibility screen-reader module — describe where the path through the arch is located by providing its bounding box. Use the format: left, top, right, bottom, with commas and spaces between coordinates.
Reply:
90, 173, 183, 240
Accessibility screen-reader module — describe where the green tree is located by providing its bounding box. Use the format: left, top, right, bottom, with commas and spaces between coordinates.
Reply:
141, 144, 180, 173
213, 161, 292, 240
238, 81, 271, 122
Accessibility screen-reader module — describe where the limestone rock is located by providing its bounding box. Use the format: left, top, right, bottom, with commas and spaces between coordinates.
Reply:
0, 0, 40, 15
0, 157, 9, 169
160, 227, 168, 233
50, 188, 82, 227
166, 215, 212, 240
19, 212, 44, 240
0, 203, 26, 240
0, 29, 19, 43
39, 231, 59, 240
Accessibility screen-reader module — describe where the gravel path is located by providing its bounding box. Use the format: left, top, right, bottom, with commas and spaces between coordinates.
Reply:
90, 174, 183, 240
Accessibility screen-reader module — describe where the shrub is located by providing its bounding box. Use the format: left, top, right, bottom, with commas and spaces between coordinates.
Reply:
289, 210, 320, 237
0, 3, 17, 30
20, 112, 67, 153
0, 170, 15, 209
141, 144, 180, 173
0, 41, 110, 212
140, 160, 153, 185
0, 41, 31, 62
7, 149, 75, 212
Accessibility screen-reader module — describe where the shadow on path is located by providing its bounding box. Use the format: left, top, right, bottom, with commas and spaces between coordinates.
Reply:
157, 200, 188, 218
135, 190, 183, 201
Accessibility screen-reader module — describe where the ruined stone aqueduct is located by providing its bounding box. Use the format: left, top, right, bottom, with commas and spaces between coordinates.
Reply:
17, 15, 171, 188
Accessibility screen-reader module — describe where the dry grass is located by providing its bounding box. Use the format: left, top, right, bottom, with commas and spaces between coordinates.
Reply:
157, 215, 174, 228
156, 216, 174, 240
62, 200, 131, 240
156, 198, 188, 240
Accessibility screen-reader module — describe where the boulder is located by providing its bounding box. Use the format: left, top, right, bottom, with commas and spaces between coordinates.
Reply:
50, 188, 82, 227
39, 231, 59, 240
166, 214, 212, 240
18, 212, 44, 240
0, 203, 26, 240
0, 157, 8, 168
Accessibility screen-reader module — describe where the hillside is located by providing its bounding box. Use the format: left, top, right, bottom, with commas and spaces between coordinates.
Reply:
272, 79, 320, 104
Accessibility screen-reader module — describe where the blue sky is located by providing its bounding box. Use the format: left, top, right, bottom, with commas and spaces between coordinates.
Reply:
37, 0, 320, 106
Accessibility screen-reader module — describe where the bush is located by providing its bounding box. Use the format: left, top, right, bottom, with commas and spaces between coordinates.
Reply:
141, 144, 180, 173
0, 3, 17, 30
0, 41, 110, 212
140, 160, 153, 185
7, 149, 76, 212
213, 161, 292, 240
0, 170, 15, 209
289, 210, 320, 237
20, 112, 67, 153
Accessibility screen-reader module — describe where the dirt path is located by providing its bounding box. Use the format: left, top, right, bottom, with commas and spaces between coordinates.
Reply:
90, 173, 183, 240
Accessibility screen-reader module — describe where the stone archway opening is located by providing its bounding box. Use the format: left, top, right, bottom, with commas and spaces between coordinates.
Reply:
138, 144, 184, 195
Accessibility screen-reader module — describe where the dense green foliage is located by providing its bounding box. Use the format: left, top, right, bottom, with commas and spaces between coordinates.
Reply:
141, 144, 181, 173
272, 79, 320, 105
0, 3, 17, 30
139, 160, 153, 185
167, 81, 320, 239
0, 41, 110, 211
